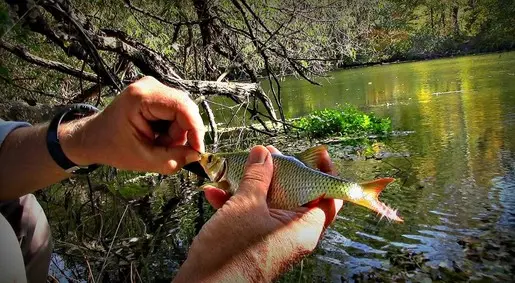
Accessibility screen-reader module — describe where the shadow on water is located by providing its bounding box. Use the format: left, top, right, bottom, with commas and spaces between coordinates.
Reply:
43, 52, 515, 282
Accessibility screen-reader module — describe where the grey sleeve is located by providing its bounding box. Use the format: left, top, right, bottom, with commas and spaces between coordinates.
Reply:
0, 120, 32, 147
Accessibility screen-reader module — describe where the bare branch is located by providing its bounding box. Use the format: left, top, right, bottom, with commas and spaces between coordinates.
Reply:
44, 1, 123, 90
0, 74, 68, 101
200, 99, 218, 145
123, 0, 211, 27
0, 40, 99, 83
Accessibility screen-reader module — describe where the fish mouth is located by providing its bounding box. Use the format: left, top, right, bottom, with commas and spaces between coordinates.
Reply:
213, 160, 227, 182
183, 161, 210, 178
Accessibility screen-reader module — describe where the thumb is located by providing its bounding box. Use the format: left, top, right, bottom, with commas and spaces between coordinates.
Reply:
236, 145, 273, 204
151, 145, 200, 174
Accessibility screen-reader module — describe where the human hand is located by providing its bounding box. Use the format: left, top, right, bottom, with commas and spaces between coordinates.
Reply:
61, 76, 205, 174
173, 146, 344, 282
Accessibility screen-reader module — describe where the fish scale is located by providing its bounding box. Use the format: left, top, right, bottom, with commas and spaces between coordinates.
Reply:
269, 155, 349, 209
199, 146, 403, 222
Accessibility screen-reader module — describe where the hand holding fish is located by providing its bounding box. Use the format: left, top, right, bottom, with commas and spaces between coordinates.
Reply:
173, 145, 344, 282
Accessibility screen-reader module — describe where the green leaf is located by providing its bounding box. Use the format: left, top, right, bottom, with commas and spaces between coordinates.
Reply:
0, 65, 9, 78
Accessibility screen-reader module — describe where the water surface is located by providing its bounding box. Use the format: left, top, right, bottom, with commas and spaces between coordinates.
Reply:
46, 53, 515, 282
275, 52, 515, 281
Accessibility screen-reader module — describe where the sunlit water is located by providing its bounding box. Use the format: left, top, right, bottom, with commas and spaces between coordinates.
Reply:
272, 52, 515, 281
46, 53, 515, 282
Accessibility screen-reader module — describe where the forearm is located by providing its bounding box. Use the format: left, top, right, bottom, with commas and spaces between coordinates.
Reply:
0, 116, 96, 200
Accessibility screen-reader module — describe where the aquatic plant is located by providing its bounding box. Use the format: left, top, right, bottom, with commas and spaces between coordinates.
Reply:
293, 106, 391, 138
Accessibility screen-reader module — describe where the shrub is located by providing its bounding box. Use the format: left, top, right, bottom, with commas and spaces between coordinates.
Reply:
293, 106, 391, 138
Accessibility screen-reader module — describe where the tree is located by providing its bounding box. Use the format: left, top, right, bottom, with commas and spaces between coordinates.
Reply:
0, 0, 372, 140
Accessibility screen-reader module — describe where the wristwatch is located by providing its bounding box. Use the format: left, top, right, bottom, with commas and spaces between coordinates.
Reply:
46, 104, 100, 174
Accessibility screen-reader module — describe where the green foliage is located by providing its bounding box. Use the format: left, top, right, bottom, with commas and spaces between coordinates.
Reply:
361, 0, 515, 64
0, 65, 9, 78
293, 106, 392, 138
0, 2, 11, 36
1, 0, 514, 111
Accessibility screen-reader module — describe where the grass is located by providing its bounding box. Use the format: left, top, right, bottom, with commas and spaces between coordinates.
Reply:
293, 106, 392, 138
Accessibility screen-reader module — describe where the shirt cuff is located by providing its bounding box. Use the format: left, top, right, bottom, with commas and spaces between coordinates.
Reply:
0, 121, 32, 147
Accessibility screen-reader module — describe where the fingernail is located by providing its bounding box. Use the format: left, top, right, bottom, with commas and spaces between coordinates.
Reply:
185, 151, 201, 164
247, 147, 268, 164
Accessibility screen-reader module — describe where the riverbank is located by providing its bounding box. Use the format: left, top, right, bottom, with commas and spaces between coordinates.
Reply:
337, 48, 515, 70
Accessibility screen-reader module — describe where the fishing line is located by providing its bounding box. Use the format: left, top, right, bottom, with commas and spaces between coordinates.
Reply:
96, 204, 129, 282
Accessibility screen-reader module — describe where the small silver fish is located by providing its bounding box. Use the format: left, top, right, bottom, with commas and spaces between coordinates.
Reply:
199, 145, 403, 222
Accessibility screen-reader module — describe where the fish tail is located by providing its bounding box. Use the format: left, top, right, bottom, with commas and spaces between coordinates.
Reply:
353, 178, 403, 222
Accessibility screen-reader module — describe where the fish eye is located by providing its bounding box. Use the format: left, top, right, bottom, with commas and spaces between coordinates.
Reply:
207, 155, 213, 163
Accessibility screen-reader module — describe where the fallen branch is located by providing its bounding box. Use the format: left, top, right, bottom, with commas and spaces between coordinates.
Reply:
0, 40, 99, 83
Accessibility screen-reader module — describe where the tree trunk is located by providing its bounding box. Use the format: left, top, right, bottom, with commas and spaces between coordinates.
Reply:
430, 7, 434, 35
452, 4, 459, 35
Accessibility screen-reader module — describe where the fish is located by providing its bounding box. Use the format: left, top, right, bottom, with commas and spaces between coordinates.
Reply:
198, 145, 403, 222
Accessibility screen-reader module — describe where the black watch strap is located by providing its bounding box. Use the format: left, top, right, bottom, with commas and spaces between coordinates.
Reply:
46, 104, 100, 174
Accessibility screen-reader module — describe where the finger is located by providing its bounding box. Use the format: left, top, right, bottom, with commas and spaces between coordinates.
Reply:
300, 197, 344, 228
135, 78, 205, 153
316, 148, 337, 176
236, 145, 273, 204
130, 107, 156, 142
203, 185, 231, 209
151, 145, 200, 174
297, 199, 343, 238
161, 96, 205, 152
186, 128, 205, 153
265, 145, 282, 155
169, 121, 188, 146
155, 134, 173, 147
311, 199, 344, 229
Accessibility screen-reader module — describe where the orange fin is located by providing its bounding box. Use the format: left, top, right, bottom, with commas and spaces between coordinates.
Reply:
354, 178, 403, 222
294, 145, 328, 170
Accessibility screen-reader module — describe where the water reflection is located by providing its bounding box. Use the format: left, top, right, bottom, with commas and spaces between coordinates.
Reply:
494, 151, 515, 227
275, 52, 515, 280
46, 52, 515, 281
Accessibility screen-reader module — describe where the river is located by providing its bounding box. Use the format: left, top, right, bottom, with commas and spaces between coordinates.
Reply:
46, 52, 515, 282
271, 52, 515, 281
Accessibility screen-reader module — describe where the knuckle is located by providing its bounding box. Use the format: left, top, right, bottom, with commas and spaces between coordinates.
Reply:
126, 76, 158, 97
228, 195, 254, 211
174, 93, 199, 112
139, 75, 157, 84
125, 82, 146, 98
188, 99, 200, 113
189, 98, 199, 109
